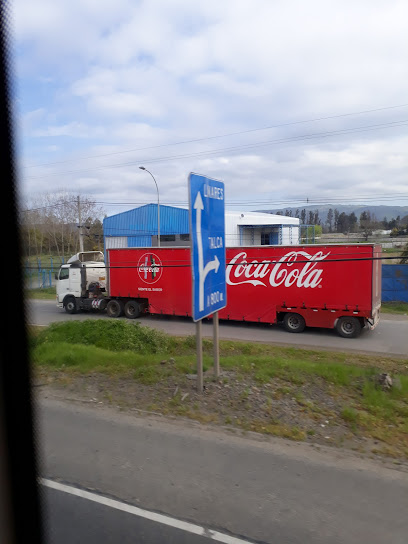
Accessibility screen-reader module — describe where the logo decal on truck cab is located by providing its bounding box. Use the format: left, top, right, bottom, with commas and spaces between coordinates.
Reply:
226, 250, 330, 288
137, 253, 163, 284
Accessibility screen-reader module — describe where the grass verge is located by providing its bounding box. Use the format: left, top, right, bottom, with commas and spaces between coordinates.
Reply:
381, 302, 408, 315
31, 320, 408, 461
26, 287, 56, 300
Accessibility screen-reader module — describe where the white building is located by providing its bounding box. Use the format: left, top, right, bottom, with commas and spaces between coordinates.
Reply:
225, 211, 299, 246
103, 204, 300, 248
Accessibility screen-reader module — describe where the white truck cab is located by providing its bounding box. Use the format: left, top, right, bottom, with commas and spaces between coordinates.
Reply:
56, 252, 106, 314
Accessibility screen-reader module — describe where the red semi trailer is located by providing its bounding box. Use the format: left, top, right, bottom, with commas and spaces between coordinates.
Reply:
103, 244, 381, 338
56, 244, 381, 338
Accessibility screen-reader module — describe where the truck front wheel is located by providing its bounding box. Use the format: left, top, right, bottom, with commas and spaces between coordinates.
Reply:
336, 316, 362, 338
124, 300, 141, 319
64, 296, 77, 314
106, 299, 124, 318
283, 313, 306, 333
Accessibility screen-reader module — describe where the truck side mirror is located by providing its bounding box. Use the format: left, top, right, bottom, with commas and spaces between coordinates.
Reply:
55, 273, 58, 280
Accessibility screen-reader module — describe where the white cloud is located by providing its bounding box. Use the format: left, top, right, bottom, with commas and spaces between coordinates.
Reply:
33, 122, 106, 139
13, 0, 408, 212
19, 107, 46, 132
195, 72, 266, 98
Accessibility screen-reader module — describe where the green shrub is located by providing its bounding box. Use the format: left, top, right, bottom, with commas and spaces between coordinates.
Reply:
35, 320, 169, 354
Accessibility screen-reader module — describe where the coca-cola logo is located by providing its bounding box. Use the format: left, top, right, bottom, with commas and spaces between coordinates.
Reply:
137, 252, 163, 284
226, 251, 330, 288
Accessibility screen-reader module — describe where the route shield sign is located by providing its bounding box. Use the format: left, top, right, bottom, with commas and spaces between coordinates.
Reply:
188, 173, 227, 321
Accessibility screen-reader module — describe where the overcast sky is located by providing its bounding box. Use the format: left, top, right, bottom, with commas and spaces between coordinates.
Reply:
11, 0, 408, 215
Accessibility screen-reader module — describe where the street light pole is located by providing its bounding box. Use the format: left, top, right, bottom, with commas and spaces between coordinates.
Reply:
139, 166, 160, 247
77, 195, 84, 253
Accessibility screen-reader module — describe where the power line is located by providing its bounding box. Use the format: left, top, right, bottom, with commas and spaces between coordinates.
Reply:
130, 120, 408, 167
92, 192, 408, 206
88, 195, 408, 209
23, 102, 408, 170
21, 191, 408, 214
24, 254, 406, 272
23, 119, 408, 181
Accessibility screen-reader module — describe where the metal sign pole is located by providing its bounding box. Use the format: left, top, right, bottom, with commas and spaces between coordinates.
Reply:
213, 311, 220, 378
189, 173, 226, 393
196, 320, 203, 393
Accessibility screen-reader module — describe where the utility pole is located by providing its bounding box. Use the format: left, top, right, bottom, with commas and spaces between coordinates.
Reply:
77, 195, 84, 253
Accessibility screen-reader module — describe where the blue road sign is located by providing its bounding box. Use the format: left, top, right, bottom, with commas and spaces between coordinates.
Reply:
188, 173, 227, 322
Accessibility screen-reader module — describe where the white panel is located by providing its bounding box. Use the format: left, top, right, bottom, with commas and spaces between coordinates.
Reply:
253, 230, 262, 245
225, 214, 240, 247
104, 237, 128, 249
224, 211, 300, 247
281, 226, 300, 245
226, 211, 299, 226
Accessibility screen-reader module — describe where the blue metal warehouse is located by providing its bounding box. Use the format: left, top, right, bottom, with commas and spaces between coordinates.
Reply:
103, 204, 300, 249
103, 204, 189, 248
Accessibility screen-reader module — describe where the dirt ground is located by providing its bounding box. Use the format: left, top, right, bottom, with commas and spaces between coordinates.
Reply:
34, 365, 408, 469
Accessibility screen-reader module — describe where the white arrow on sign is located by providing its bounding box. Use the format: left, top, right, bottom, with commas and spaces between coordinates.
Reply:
194, 191, 221, 312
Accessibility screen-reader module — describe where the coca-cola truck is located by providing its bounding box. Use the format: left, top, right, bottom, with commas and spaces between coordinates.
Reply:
56, 244, 381, 338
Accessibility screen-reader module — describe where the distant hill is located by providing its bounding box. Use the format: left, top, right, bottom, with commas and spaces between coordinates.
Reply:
257, 205, 408, 224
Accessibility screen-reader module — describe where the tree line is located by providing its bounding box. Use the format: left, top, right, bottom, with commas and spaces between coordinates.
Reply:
278, 208, 408, 238
21, 192, 104, 259
20, 192, 408, 261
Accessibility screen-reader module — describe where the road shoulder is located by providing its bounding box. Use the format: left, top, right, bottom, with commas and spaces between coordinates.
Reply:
36, 390, 408, 475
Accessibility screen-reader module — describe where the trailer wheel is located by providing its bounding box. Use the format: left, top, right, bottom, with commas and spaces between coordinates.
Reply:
283, 313, 306, 333
124, 300, 141, 319
106, 299, 124, 318
64, 296, 77, 314
336, 316, 362, 338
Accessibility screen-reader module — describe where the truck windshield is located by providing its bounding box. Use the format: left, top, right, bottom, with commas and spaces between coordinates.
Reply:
59, 268, 69, 280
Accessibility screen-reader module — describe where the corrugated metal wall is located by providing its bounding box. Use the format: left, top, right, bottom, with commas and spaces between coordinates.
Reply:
103, 204, 300, 249
105, 236, 128, 249
128, 235, 152, 247
382, 264, 408, 302
103, 204, 189, 237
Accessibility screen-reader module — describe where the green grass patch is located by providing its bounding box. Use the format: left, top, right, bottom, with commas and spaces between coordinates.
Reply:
361, 378, 408, 420
32, 321, 408, 383
33, 341, 188, 384
381, 302, 408, 315
32, 320, 408, 458
24, 254, 67, 267
234, 354, 374, 386
34, 320, 169, 354
247, 420, 306, 441
34, 341, 138, 373
26, 287, 56, 300
341, 406, 358, 422
381, 248, 404, 255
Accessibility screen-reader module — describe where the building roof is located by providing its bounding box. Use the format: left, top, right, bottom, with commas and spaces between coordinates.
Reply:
226, 211, 299, 226
103, 204, 299, 238
103, 204, 189, 237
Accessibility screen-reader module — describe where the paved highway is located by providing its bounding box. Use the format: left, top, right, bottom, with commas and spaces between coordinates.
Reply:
29, 299, 408, 356
38, 397, 408, 544
41, 483, 234, 544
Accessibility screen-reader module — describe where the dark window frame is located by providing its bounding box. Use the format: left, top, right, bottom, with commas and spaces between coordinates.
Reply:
59, 268, 69, 280
160, 234, 176, 242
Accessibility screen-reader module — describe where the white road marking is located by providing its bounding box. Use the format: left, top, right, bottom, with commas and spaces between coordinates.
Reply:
40, 478, 254, 544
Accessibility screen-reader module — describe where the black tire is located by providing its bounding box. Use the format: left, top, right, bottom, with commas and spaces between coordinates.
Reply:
106, 299, 124, 318
336, 316, 362, 338
283, 313, 306, 333
64, 296, 77, 314
124, 300, 141, 319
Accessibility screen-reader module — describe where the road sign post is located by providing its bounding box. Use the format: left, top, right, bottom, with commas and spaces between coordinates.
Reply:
189, 173, 226, 391
213, 311, 220, 378
196, 320, 203, 392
